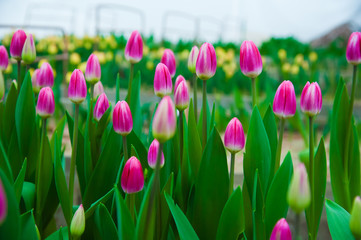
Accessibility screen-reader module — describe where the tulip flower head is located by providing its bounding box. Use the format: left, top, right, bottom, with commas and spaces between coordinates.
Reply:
36, 87, 55, 118
0, 178, 7, 225
239, 40, 262, 78
93, 93, 110, 122
148, 139, 165, 169
10, 29, 27, 60
224, 117, 245, 154
350, 196, 361, 239
273, 80, 297, 119
161, 49, 176, 78
152, 96, 176, 143
174, 81, 189, 111
287, 163, 311, 213
174, 75, 186, 93
188, 46, 199, 74
70, 204, 85, 238
0, 46, 9, 71
22, 34, 36, 64
38, 62, 54, 88
31, 69, 41, 94
346, 32, 361, 65
113, 101, 133, 136
154, 63, 172, 98
121, 156, 144, 194
270, 218, 292, 240
68, 69, 87, 104
196, 42, 217, 80
300, 81, 322, 117
93, 81, 105, 98
85, 53, 101, 84
125, 30, 143, 64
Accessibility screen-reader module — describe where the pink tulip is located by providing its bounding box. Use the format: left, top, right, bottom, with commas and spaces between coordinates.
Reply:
154, 63, 172, 98
0, 46, 9, 71
148, 139, 165, 169
174, 81, 189, 111
287, 163, 311, 213
270, 218, 292, 240
36, 87, 55, 118
68, 69, 87, 104
10, 29, 27, 60
188, 46, 199, 74
125, 30, 143, 64
300, 81, 322, 117
113, 101, 133, 136
93, 81, 105, 98
31, 69, 41, 93
239, 40, 262, 78
0, 178, 7, 225
196, 42, 217, 80
346, 32, 361, 65
70, 204, 85, 238
22, 34, 36, 64
152, 96, 176, 143
174, 75, 186, 93
93, 93, 110, 122
224, 117, 245, 154
85, 53, 101, 84
273, 80, 297, 119
38, 62, 54, 88
121, 156, 144, 194
161, 49, 176, 78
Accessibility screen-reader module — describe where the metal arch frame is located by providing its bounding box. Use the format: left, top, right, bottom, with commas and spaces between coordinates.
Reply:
197, 15, 224, 42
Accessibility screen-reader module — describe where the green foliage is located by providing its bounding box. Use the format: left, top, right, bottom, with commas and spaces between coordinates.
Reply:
326, 200, 355, 240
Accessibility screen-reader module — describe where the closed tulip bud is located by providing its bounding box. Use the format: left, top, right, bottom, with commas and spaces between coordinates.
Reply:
152, 96, 176, 143
239, 40, 262, 78
93, 81, 104, 98
224, 117, 245, 154
346, 32, 361, 65
154, 63, 172, 98
68, 69, 87, 104
270, 218, 292, 240
113, 101, 133, 136
188, 46, 199, 74
0, 46, 9, 71
85, 53, 101, 84
287, 163, 311, 213
0, 72, 4, 101
10, 30, 27, 60
161, 49, 176, 78
350, 196, 361, 239
0, 178, 7, 225
121, 156, 144, 194
93, 93, 110, 122
70, 204, 85, 238
31, 69, 41, 94
38, 62, 54, 88
174, 75, 186, 93
148, 139, 165, 169
300, 82, 322, 117
21, 34, 36, 64
174, 81, 189, 111
125, 30, 143, 64
273, 80, 297, 119
36, 87, 55, 118
196, 42, 217, 80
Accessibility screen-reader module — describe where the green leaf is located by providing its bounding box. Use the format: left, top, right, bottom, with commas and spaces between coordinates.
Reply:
2, 81, 18, 148
95, 203, 118, 239
115, 188, 135, 240
165, 193, 199, 240
325, 200, 355, 240
252, 170, 266, 240
127, 71, 142, 137
14, 158, 27, 203
85, 188, 115, 219
126, 131, 148, 171
160, 172, 174, 240
263, 105, 278, 185
209, 102, 216, 134
45, 227, 68, 240
216, 187, 245, 240
0, 139, 14, 182
21, 182, 35, 212
50, 115, 67, 154
188, 99, 202, 180
20, 210, 39, 240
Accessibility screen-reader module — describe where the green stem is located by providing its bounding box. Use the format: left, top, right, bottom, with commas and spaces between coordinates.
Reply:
179, 110, 184, 167
123, 136, 128, 162
127, 63, 134, 105
251, 77, 257, 107
193, 74, 198, 122
295, 213, 301, 240
128, 193, 136, 223
202, 80, 207, 149
309, 116, 315, 238
116, 72, 120, 103
17, 60, 21, 93
274, 118, 285, 174
229, 153, 235, 196
69, 104, 79, 214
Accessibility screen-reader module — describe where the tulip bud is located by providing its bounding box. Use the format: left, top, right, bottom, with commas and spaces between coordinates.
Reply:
70, 204, 85, 238
287, 163, 311, 213
196, 42, 217, 80
224, 117, 245, 154
148, 139, 165, 169
161, 49, 176, 78
31, 69, 41, 94
113, 101, 133, 136
85, 53, 101, 84
10, 30, 27, 60
174, 81, 189, 111
0, 178, 7, 225
68, 69, 87, 104
300, 82, 322, 117
38, 62, 54, 88
154, 63, 172, 98
188, 46, 199, 74
152, 96, 176, 143
239, 40, 263, 78
0, 46, 9, 71
174, 75, 186, 93
93, 81, 105, 98
350, 196, 361, 239
346, 32, 361, 65
93, 93, 110, 122
125, 30, 143, 64
270, 218, 292, 240
121, 156, 144, 194
0, 72, 4, 101
36, 87, 55, 118
273, 80, 297, 119
21, 34, 36, 64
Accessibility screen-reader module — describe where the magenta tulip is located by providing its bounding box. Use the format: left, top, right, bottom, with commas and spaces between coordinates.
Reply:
68, 69, 87, 104
121, 156, 144, 194
188, 46, 199, 74
196, 42, 217, 80
224, 117, 245, 154
36, 87, 55, 118
239, 40, 262, 78
38, 62, 54, 88
174, 81, 189, 111
346, 32, 361, 65
270, 218, 292, 240
174, 75, 186, 93
300, 82, 322, 117
113, 101, 133, 136
152, 96, 176, 143
125, 30, 143, 64
85, 53, 101, 84
22, 33, 36, 64
273, 80, 297, 119
0, 46, 9, 71
154, 63, 172, 98
0, 178, 7, 225
93, 81, 105, 98
10, 29, 26, 60
148, 139, 165, 169
93, 93, 110, 122
161, 49, 176, 78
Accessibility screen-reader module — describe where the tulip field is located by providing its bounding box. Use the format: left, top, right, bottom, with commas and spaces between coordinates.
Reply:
0, 28, 360, 240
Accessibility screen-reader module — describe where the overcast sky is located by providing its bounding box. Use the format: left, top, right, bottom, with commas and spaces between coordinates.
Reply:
0, 0, 360, 43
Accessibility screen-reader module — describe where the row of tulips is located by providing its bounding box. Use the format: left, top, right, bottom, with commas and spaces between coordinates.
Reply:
0, 28, 360, 240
